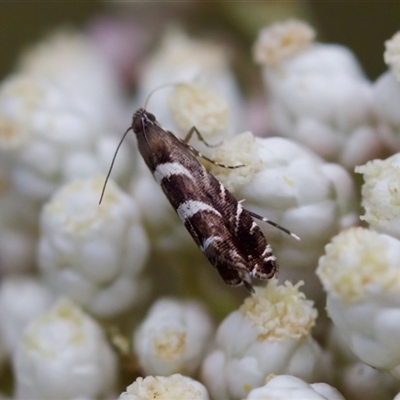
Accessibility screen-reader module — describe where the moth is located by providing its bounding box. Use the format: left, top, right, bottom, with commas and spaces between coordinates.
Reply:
101, 105, 299, 292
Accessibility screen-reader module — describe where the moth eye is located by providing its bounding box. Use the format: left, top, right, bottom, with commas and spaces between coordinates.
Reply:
131, 116, 143, 133
146, 112, 156, 122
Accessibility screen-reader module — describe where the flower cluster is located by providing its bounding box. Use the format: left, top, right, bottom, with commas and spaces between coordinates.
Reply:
1, 8, 400, 400
254, 19, 384, 169
201, 279, 322, 400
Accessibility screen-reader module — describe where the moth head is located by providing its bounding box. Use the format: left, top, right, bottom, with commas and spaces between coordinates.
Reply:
132, 108, 157, 134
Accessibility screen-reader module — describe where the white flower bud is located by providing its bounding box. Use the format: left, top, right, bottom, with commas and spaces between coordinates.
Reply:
118, 374, 209, 400
201, 279, 321, 400
255, 20, 383, 169
168, 82, 230, 146
253, 19, 315, 66
18, 30, 124, 128
134, 298, 213, 376
384, 32, 400, 82
317, 227, 400, 377
245, 375, 345, 400
38, 176, 149, 317
210, 133, 357, 270
0, 74, 67, 150
13, 298, 117, 400
317, 227, 400, 300
356, 154, 400, 240
0, 74, 131, 204
0, 276, 54, 355
135, 27, 242, 140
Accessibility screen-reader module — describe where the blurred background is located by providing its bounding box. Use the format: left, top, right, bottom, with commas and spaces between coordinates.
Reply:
0, 1, 398, 82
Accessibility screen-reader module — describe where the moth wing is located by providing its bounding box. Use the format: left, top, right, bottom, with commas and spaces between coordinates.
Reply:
201, 234, 252, 287
208, 184, 278, 281
237, 215, 278, 280
183, 211, 251, 287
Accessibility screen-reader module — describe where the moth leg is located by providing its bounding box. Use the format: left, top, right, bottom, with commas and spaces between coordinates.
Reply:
247, 210, 300, 241
182, 126, 244, 169
198, 152, 244, 169
182, 140, 244, 170
184, 126, 221, 147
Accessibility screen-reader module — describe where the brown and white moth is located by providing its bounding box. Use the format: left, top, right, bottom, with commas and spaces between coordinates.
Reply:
101, 105, 299, 292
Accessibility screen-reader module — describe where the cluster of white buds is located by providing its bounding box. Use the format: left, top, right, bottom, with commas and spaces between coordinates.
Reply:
134, 27, 243, 141
0, 276, 54, 357
2, 11, 400, 400
168, 82, 231, 148
17, 30, 125, 128
201, 278, 322, 400
0, 73, 131, 204
316, 150, 400, 395
0, 30, 133, 277
38, 177, 150, 317
317, 227, 400, 379
133, 297, 213, 375
254, 19, 384, 169
210, 132, 357, 271
356, 153, 400, 239
118, 374, 209, 400
13, 298, 117, 399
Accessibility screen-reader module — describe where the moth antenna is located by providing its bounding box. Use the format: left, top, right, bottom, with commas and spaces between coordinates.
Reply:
143, 82, 181, 110
99, 126, 132, 205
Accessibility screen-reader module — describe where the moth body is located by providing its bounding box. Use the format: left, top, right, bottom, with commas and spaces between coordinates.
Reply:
131, 108, 279, 290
